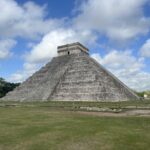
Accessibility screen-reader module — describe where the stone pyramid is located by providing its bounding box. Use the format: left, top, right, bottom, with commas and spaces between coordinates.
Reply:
2, 42, 139, 101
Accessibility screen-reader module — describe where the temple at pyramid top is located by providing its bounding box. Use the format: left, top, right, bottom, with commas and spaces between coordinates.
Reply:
57, 42, 89, 56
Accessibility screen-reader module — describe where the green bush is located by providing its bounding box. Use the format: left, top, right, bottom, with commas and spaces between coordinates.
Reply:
0, 78, 20, 98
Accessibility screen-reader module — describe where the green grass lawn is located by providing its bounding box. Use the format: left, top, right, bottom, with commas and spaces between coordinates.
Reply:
0, 106, 150, 150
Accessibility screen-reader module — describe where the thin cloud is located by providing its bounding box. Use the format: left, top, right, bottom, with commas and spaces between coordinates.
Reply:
0, 39, 16, 59
140, 39, 150, 57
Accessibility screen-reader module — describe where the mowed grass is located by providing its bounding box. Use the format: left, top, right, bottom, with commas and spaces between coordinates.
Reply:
0, 107, 150, 150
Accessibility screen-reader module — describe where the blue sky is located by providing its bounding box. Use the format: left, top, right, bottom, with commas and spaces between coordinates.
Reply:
0, 0, 150, 91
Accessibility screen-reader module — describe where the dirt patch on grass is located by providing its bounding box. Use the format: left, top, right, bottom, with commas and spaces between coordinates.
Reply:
76, 109, 150, 117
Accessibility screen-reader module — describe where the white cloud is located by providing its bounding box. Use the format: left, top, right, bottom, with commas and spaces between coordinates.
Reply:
8, 62, 39, 83
0, 39, 16, 59
75, 0, 150, 43
0, 0, 62, 39
92, 50, 150, 91
140, 39, 150, 57
95, 50, 144, 72
9, 73, 25, 83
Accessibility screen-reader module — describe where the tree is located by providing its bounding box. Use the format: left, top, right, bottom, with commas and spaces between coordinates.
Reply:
0, 78, 20, 98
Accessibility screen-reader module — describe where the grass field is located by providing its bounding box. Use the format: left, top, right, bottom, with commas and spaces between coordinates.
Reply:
0, 104, 150, 150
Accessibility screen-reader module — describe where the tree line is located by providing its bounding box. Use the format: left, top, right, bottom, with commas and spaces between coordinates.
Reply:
0, 78, 20, 98
136, 91, 150, 98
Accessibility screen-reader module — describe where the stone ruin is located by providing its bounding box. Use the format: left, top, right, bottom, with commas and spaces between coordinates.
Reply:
2, 42, 139, 101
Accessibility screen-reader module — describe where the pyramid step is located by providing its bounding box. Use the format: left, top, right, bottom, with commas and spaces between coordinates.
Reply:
71, 59, 89, 63
59, 81, 102, 87
69, 65, 93, 70
51, 92, 122, 101
68, 68, 94, 72
62, 77, 96, 83
59, 77, 118, 88
67, 70, 95, 74
64, 73, 95, 80
54, 86, 120, 94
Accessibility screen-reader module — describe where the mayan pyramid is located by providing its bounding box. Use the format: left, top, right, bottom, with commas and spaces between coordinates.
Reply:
2, 42, 139, 101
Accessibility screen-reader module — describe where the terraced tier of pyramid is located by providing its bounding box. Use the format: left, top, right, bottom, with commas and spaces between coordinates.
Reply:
2, 42, 139, 101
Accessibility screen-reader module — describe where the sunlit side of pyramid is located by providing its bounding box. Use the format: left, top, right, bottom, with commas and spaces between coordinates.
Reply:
2, 42, 139, 101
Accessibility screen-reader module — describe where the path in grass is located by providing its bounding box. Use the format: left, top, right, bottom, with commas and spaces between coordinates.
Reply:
0, 107, 150, 150
77, 109, 150, 117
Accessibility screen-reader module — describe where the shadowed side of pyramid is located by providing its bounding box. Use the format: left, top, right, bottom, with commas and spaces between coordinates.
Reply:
1, 42, 139, 101
2, 55, 74, 101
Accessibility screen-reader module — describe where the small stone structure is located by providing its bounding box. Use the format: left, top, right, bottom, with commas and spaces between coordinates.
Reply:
1, 42, 139, 101
58, 42, 89, 56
